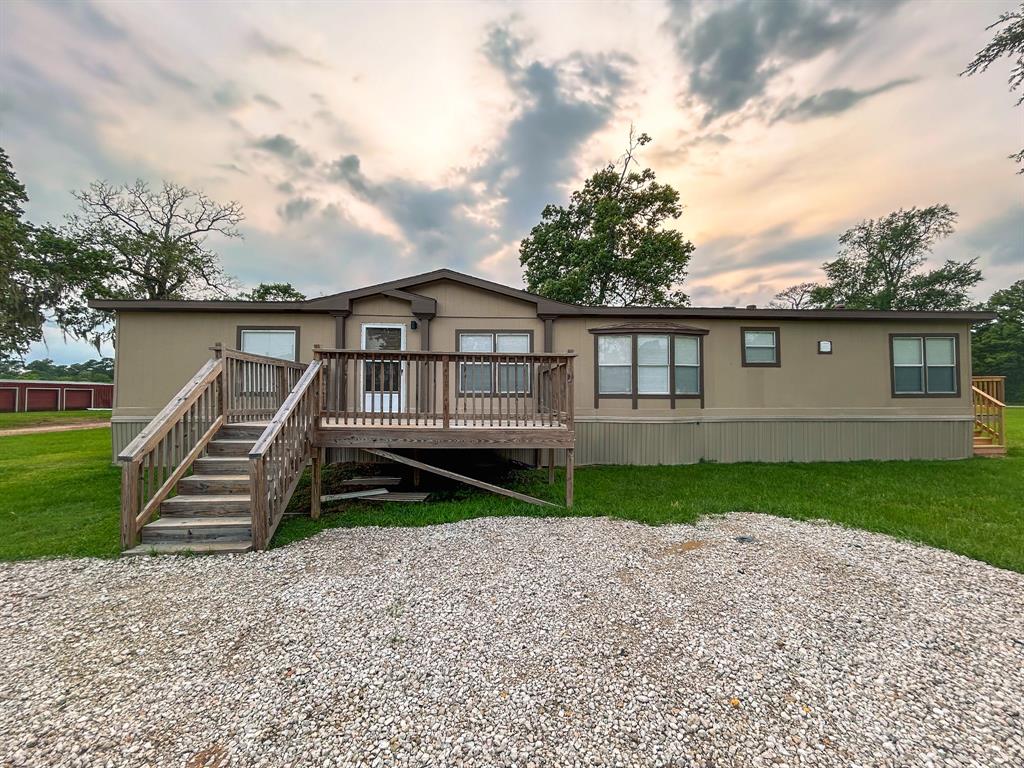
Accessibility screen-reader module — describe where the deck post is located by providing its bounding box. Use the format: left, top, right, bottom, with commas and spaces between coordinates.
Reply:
310, 448, 322, 520
250, 459, 269, 550
442, 355, 450, 429
564, 448, 574, 508
120, 460, 141, 549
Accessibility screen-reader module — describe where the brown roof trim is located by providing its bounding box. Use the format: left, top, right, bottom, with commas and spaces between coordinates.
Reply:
88, 298, 320, 313
568, 307, 996, 321
588, 322, 710, 335
87, 267, 997, 323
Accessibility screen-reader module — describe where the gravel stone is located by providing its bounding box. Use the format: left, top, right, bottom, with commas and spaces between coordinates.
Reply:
1, 513, 1021, 767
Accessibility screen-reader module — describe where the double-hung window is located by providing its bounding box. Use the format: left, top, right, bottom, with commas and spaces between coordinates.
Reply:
596, 332, 704, 401
741, 328, 779, 366
891, 335, 958, 396
457, 331, 532, 394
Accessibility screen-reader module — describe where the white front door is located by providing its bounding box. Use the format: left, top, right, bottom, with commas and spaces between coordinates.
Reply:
361, 324, 406, 413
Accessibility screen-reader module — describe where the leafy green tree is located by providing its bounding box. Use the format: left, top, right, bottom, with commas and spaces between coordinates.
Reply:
0, 147, 57, 362
53, 180, 244, 350
773, 205, 982, 311
239, 282, 306, 301
973, 280, 1024, 404
520, 131, 694, 306
962, 5, 1024, 172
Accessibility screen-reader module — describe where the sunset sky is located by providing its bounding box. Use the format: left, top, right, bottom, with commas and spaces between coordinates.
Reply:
2, 0, 1021, 363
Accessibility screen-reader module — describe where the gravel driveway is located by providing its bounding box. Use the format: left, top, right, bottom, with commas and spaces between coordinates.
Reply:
1, 514, 1021, 768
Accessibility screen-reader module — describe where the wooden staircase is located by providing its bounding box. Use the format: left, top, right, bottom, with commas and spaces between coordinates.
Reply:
118, 347, 323, 557
123, 423, 266, 556
972, 376, 1007, 458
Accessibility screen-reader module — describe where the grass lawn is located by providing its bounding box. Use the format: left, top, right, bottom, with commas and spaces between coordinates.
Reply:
0, 412, 1021, 571
0, 409, 111, 430
0, 427, 121, 560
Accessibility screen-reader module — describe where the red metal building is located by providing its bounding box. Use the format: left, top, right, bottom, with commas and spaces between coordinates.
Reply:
0, 380, 114, 412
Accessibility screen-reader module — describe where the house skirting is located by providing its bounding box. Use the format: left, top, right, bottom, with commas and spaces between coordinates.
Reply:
110, 416, 974, 467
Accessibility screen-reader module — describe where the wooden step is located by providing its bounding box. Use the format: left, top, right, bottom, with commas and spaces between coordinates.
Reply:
193, 456, 248, 475
974, 443, 1007, 457
141, 515, 251, 543
177, 474, 250, 495
218, 423, 269, 440
364, 492, 431, 503
206, 439, 256, 456
341, 476, 401, 487
161, 494, 250, 516
122, 540, 253, 557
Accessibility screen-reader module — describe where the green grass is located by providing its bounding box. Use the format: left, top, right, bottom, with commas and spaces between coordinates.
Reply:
0, 428, 121, 560
0, 412, 1021, 571
276, 408, 1024, 573
0, 409, 111, 429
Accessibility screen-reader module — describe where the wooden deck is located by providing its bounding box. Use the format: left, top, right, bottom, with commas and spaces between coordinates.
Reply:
314, 348, 575, 450
117, 346, 578, 555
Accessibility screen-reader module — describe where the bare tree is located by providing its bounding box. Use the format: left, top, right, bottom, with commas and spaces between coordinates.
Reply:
769, 282, 818, 309
52, 180, 244, 348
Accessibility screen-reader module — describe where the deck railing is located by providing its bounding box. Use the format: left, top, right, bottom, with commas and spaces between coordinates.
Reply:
314, 348, 575, 430
249, 360, 324, 550
971, 375, 1006, 451
213, 344, 306, 423
118, 347, 308, 549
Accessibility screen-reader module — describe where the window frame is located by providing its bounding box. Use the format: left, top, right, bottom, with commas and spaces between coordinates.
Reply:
455, 329, 534, 395
235, 325, 300, 362
889, 333, 960, 398
592, 331, 705, 409
740, 326, 781, 367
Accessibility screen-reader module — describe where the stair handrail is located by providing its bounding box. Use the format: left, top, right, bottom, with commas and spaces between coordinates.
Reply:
118, 358, 226, 549
249, 359, 324, 550
971, 384, 1006, 447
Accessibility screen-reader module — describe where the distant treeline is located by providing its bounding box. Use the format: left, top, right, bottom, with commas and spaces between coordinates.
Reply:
0, 358, 114, 382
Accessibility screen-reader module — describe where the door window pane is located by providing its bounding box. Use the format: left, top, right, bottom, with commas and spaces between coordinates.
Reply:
240, 329, 297, 361
497, 364, 529, 393
364, 326, 402, 351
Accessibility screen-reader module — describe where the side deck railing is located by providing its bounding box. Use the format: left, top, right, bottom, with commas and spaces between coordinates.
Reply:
249, 360, 323, 550
971, 375, 1006, 450
315, 348, 575, 430
118, 347, 308, 549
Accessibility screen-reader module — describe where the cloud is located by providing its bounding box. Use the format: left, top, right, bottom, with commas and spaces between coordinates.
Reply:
771, 77, 917, 122
475, 22, 635, 236
666, 0, 903, 125
248, 30, 326, 68
278, 196, 317, 222
250, 133, 315, 168
53, 0, 127, 41
213, 81, 247, 109
253, 93, 281, 110
328, 154, 491, 261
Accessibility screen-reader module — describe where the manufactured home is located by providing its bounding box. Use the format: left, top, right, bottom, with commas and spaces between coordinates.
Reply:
91, 268, 1006, 555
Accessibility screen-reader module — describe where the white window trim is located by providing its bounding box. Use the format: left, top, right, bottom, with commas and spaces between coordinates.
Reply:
597, 335, 633, 395
636, 335, 670, 395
